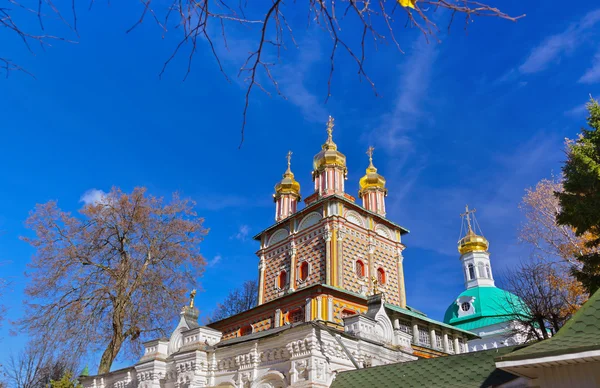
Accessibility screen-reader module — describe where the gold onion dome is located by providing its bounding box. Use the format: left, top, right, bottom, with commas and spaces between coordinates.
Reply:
275, 151, 301, 198
458, 205, 489, 254
313, 116, 347, 172
359, 146, 387, 196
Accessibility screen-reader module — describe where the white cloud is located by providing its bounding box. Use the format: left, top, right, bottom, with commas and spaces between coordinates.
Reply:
207, 254, 222, 267
79, 189, 107, 205
277, 37, 328, 123
579, 50, 600, 84
519, 9, 600, 74
371, 39, 437, 153
231, 225, 250, 241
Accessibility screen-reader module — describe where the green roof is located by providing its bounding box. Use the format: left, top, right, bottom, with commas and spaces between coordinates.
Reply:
496, 287, 600, 362
444, 286, 528, 331
330, 346, 521, 388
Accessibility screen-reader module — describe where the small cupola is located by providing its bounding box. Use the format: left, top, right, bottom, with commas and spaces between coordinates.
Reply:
359, 147, 388, 216
274, 151, 301, 221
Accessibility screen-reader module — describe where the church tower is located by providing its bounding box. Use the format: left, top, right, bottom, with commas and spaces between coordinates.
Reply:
273, 151, 301, 222
359, 147, 388, 216
312, 116, 347, 196
457, 205, 494, 289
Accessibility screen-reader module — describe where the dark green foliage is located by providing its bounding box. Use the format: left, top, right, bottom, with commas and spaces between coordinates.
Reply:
557, 97, 600, 295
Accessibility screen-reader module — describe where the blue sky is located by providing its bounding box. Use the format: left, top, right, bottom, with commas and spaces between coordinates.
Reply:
1, 0, 599, 370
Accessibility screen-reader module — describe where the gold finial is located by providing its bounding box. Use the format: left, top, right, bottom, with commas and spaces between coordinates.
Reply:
460, 205, 476, 234
371, 275, 379, 295
326, 116, 335, 142
366, 146, 375, 167
286, 150, 292, 172
189, 289, 197, 308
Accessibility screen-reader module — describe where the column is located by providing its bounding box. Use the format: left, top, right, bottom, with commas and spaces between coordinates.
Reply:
443, 333, 450, 353
316, 296, 323, 320
305, 298, 312, 322
368, 236, 375, 287
327, 296, 334, 322
412, 323, 419, 345
258, 253, 266, 305
275, 309, 282, 328
430, 328, 436, 350
454, 337, 461, 354
325, 226, 333, 285
396, 248, 406, 308
289, 241, 297, 292
337, 227, 344, 287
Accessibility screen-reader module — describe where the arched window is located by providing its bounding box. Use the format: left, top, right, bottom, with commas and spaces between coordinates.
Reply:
277, 270, 287, 289
485, 264, 492, 279
288, 308, 304, 323
477, 262, 486, 278
355, 260, 365, 278
240, 324, 253, 336
377, 267, 386, 285
468, 264, 475, 280
299, 262, 309, 281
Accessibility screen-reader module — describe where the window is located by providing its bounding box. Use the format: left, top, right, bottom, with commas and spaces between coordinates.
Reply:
468, 264, 475, 280
288, 308, 304, 323
461, 302, 471, 312
355, 260, 365, 278
277, 271, 287, 289
418, 327, 430, 346
485, 264, 492, 279
397, 319, 412, 335
477, 262, 485, 278
435, 331, 443, 350
240, 324, 253, 336
299, 262, 309, 282
448, 336, 454, 353
377, 267, 386, 285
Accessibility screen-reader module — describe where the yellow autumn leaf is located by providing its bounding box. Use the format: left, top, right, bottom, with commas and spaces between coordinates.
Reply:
398, 0, 415, 8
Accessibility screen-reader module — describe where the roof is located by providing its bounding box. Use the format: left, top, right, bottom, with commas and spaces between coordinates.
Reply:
330, 346, 521, 388
252, 194, 410, 240
444, 286, 528, 331
385, 303, 477, 338
496, 287, 600, 362
322, 285, 477, 337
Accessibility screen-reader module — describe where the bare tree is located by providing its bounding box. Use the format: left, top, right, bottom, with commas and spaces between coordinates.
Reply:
20, 187, 207, 374
211, 280, 258, 322
499, 260, 582, 342
3, 0, 524, 143
3, 342, 78, 388
519, 177, 597, 267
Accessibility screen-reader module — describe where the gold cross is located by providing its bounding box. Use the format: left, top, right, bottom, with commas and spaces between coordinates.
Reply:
286, 150, 292, 170
460, 205, 476, 233
366, 146, 374, 164
326, 116, 335, 141
189, 289, 197, 308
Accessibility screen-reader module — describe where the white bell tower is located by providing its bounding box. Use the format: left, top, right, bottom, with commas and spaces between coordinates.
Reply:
458, 205, 494, 289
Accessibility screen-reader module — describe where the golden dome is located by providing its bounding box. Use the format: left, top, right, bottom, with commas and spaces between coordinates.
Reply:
275, 151, 301, 198
458, 229, 489, 254
359, 147, 387, 196
313, 116, 347, 172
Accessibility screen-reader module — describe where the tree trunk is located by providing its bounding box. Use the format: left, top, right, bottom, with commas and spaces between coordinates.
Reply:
98, 302, 127, 375
98, 332, 126, 375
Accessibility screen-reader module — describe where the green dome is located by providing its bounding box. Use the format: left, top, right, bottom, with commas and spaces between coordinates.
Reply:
443, 286, 528, 331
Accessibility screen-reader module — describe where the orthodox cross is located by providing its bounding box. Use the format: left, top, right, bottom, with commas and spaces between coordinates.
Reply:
326, 116, 335, 142
461, 205, 476, 233
366, 146, 375, 165
189, 289, 197, 308
286, 150, 292, 170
